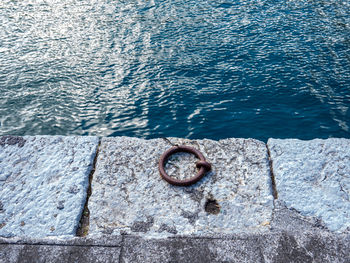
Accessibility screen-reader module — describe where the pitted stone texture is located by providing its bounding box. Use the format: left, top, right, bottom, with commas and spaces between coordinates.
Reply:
89, 137, 273, 237
268, 138, 350, 233
0, 235, 123, 263
122, 233, 350, 263
0, 135, 99, 238
0, 244, 121, 263
1, 233, 349, 263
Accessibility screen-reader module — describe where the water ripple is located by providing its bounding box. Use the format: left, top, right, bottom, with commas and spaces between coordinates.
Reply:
0, 0, 349, 141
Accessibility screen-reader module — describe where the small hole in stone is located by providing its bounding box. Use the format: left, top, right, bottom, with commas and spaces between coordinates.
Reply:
204, 198, 220, 215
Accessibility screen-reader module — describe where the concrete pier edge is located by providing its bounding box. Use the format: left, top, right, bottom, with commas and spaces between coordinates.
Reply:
1, 135, 349, 262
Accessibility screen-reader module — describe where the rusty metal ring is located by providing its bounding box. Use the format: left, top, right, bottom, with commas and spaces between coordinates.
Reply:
159, 145, 211, 186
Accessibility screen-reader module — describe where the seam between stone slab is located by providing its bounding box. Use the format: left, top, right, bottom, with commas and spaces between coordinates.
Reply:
118, 234, 126, 263
2, 231, 349, 243
265, 143, 278, 199
0, 242, 121, 248
76, 138, 102, 237
0, 234, 265, 244
266, 142, 279, 230
166, 235, 261, 241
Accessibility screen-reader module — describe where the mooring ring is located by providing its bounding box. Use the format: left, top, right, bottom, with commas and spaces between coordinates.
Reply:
158, 145, 211, 186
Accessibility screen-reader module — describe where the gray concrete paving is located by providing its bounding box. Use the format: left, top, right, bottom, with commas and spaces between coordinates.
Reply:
1, 135, 350, 262
0, 136, 99, 237
88, 137, 274, 237
268, 138, 350, 233
0, 236, 122, 263
1, 231, 349, 263
122, 231, 350, 263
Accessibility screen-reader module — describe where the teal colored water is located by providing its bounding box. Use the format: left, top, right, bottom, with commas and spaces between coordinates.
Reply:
0, 0, 349, 141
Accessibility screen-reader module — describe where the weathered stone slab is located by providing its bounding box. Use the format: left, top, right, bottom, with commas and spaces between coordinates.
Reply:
122, 232, 350, 263
261, 231, 350, 263
0, 135, 99, 238
88, 137, 273, 237
0, 235, 123, 247
0, 235, 122, 263
0, 244, 121, 263
122, 235, 264, 263
268, 138, 350, 233
1, 232, 349, 263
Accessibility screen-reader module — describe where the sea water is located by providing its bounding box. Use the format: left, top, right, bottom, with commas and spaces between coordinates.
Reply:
0, 0, 349, 141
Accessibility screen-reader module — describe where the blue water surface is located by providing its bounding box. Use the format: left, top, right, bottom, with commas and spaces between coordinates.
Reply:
0, 0, 349, 141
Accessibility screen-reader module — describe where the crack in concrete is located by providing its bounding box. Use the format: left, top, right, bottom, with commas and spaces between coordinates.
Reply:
266, 144, 278, 200
76, 138, 101, 237
266, 143, 279, 231
118, 234, 125, 263
0, 242, 121, 248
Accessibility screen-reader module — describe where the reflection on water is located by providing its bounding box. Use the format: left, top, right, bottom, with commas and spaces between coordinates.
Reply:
0, 0, 349, 141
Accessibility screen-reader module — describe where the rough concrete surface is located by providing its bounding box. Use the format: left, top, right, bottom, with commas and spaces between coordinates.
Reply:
0, 135, 99, 238
0, 244, 121, 263
0, 235, 122, 263
0, 235, 123, 247
121, 235, 263, 263
1, 136, 350, 262
2, 232, 349, 263
271, 200, 328, 232
88, 137, 274, 237
121, 232, 350, 263
268, 138, 350, 233
261, 231, 350, 263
